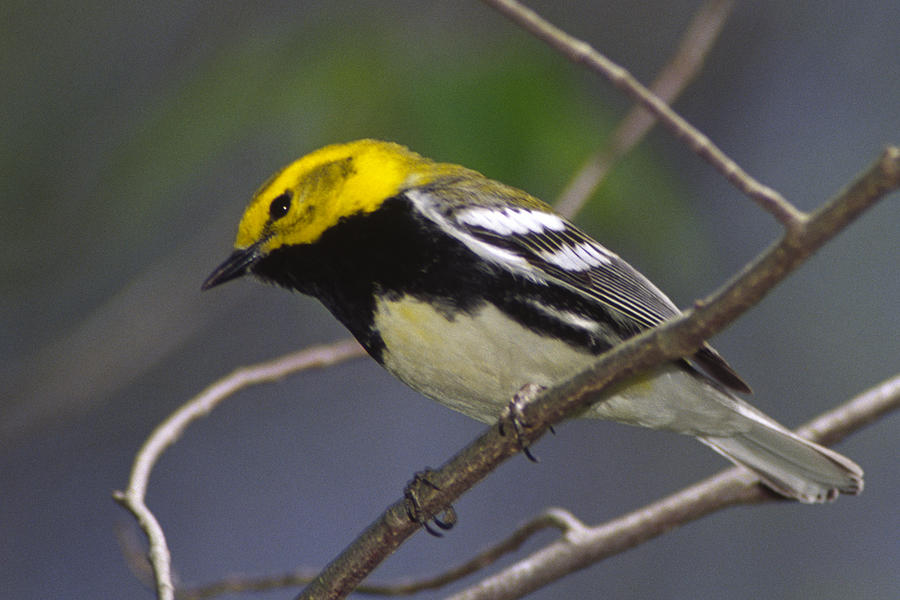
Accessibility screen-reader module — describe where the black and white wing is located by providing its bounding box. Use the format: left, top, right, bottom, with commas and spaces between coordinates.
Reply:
412, 189, 751, 394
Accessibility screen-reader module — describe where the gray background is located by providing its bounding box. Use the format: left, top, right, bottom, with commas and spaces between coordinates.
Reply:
3, 1, 898, 599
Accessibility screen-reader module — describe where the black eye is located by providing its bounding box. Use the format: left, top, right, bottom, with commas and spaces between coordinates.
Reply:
268, 191, 292, 220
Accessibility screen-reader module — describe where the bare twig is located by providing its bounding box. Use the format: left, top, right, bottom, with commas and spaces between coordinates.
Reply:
296, 148, 900, 600
114, 339, 365, 600
447, 372, 900, 600
177, 569, 319, 600
172, 369, 900, 600
483, 0, 806, 228
177, 509, 580, 599
555, 0, 734, 218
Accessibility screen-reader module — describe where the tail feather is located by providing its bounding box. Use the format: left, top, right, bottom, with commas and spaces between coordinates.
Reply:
700, 422, 863, 503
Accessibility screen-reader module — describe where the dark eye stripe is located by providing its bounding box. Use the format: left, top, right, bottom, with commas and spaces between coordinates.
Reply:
269, 191, 292, 220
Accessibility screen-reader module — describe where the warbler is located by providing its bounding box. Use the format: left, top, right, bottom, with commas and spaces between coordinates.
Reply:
203, 139, 862, 503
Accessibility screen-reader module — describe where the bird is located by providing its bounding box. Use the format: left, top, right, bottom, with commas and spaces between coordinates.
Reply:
203, 139, 863, 503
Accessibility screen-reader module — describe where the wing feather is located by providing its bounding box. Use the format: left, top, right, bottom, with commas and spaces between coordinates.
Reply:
459, 217, 680, 330
414, 187, 751, 394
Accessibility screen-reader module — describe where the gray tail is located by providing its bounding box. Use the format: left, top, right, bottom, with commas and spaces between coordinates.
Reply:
699, 421, 863, 503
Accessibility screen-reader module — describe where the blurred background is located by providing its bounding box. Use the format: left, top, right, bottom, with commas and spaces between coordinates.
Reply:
3, 1, 898, 598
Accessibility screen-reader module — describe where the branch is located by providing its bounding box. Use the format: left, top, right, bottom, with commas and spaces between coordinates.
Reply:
113, 339, 366, 600
483, 0, 805, 228
555, 0, 734, 218
447, 372, 900, 600
177, 509, 575, 599
173, 368, 899, 600
296, 148, 899, 600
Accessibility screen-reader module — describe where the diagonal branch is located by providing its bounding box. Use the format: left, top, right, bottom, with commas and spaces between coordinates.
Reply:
447, 372, 900, 600
296, 148, 899, 600
483, 0, 806, 228
176, 509, 577, 599
555, 0, 734, 218
168, 367, 900, 600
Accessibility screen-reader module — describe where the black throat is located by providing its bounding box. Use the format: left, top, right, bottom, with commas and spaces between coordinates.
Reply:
251, 194, 618, 362
251, 195, 490, 359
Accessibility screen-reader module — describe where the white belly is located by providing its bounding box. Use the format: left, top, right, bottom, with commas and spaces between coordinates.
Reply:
373, 295, 754, 435
375, 295, 595, 423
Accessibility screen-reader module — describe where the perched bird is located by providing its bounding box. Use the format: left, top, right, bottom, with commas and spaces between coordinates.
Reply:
203, 139, 862, 503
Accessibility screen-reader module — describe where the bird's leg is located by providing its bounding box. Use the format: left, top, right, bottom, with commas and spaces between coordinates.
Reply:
498, 383, 548, 462
403, 469, 457, 537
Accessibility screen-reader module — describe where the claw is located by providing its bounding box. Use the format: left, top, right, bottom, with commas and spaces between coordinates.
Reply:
403, 469, 457, 537
499, 383, 546, 462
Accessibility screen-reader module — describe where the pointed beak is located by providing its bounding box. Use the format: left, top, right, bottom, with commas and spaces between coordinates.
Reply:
201, 244, 263, 290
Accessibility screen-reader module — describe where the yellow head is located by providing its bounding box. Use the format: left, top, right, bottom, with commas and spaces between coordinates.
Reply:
202, 139, 453, 289
238, 139, 438, 251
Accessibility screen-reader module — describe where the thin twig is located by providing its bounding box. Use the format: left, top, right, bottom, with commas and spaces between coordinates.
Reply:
483, 0, 806, 228
177, 370, 900, 600
177, 509, 581, 599
555, 0, 734, 218
114, 339, 366, 600
447, 372, 900, 600
295, 148, 900, 600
